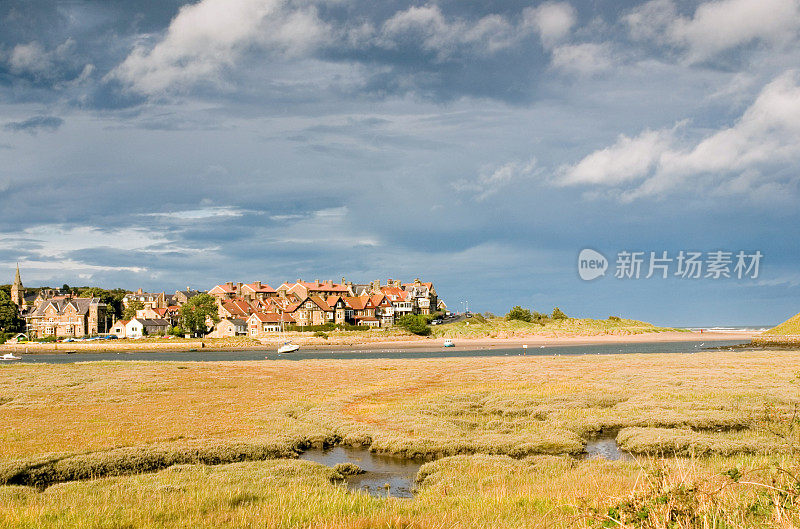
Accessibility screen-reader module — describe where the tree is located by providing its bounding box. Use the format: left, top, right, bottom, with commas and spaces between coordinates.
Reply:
506, 306, 532, 322
78, 287, 128, 319
397, 314, 431, 336
180, 294, 219, 336
0, 290, 24, 333
122, 300, 144, 320
551, 307, 568, 320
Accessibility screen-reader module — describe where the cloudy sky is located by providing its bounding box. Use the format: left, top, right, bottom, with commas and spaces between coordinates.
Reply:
1, 0, 799, 326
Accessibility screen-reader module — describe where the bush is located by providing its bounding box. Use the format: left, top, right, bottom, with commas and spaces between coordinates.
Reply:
551, 307, 568, 320
506, 306, 532, 322
313, 331, 328, 339
0, 333, 6, 345
482, 312, 496, 319
471, 314, 487, 323
608, 316, 621, 322
170, 326, 184, 337
397, 314, 431, 336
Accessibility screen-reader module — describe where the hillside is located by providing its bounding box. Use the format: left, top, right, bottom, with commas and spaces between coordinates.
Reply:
431, 316, 682, 339
762, 311, 800, 336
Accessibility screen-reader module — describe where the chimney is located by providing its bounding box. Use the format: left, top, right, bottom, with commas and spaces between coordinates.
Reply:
326, 279, 332, 285
137, 288, 143, 295
186, 286, 190, 292
314, 279, 319, 285
237, 282, 243, 292
297, 278, 302, 284
254, 281, 261, 289
225, 281, 234, 288
341, 277, 346, 284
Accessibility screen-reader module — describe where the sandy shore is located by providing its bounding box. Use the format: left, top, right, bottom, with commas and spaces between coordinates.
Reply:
0, 330, 758, 354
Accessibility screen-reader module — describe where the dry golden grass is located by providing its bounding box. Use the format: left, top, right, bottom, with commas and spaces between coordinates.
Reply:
1, 351, 800, 527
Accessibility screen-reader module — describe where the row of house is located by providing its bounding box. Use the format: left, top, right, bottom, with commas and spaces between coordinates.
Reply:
206, 278, 441, 338
9, 265, 444, 339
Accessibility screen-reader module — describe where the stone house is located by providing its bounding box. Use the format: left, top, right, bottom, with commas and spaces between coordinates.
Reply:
246, 312, 296, 337
27, 297, 108, 338
209, 318, 247, 338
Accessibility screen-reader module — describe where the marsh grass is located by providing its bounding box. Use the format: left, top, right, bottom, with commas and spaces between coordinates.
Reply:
1, 351, 800, 526
431, 317, 682, 339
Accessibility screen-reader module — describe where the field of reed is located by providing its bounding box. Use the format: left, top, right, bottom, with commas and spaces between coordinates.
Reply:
1, 350, 799, 527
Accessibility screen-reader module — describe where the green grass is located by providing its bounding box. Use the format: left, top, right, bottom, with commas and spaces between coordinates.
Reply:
430, 317, 683, 339
762, 311, 800, 336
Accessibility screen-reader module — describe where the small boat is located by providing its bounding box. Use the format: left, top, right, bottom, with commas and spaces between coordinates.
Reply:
278, 341, 300, 354
1, 353, 21, 361
443, 339, 454, 348
273, 306, 300, 355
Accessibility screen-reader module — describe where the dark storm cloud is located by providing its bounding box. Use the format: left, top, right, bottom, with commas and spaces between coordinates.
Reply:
4, 115, 63, 133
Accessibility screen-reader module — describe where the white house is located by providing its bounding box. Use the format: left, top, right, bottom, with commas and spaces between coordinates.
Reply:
125, 318, 171, 338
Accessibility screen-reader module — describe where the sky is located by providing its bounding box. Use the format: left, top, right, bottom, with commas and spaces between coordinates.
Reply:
1, 0, 799, 326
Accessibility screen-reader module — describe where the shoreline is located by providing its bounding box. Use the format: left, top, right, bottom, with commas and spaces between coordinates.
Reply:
0, 330, 758, 354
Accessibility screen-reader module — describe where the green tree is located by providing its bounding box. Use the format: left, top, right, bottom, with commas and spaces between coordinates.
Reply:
551, 307, 568, 320
122, 300, 144, 320
397, 314, 431, 336
0, 290, 24, 333
180, 294, 219, 336
78, 287, 128, 319
506, 305, 532, 322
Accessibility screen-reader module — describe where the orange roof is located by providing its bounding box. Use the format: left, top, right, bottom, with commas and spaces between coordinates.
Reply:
309, 295, 333, 311
380, 286, 410, 302
343, 295, 375, 310
209, 284, 237, 294
222, 299, 253, 317
241, 282, 276, 293
354, 315, 379, 321
326, 295, 343, 308
370, 294, 390, 307
250, 312, 295, 323
403, 281, 433, 289
282, 281, 349, 293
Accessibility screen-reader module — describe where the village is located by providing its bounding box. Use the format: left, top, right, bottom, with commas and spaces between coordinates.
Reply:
7, 266, 444, 340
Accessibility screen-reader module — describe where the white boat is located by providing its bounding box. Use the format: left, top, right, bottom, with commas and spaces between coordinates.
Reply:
273, 306, 300, 355
443, 339, 454, 348
278, 342, 300, 354
1, 353, 21, 361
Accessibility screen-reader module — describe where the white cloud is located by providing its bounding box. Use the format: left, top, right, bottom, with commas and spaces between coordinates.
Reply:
522, 2, 577, 49
559, 129, 674, 185
379, 5, 540, 58
453, 158, 538, 201
141, 206, 252, 220
550, 43, 614, 74
110, 0, 331, 94
7, 39, 79, 80
558, 70, 800, 199
625, 0, 800, 62
0, 225, 170, 259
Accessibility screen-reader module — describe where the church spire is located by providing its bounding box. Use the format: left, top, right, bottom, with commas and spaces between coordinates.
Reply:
11, 262, 24, 309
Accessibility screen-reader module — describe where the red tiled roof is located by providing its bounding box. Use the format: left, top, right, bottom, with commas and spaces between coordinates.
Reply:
403, 282, 433, 289
241, 282, 276, 293
222, 299, 254, 317
209, 284, 237, 294
370, 294, 390, 307
309, 295, 333, 311
250, 312, 296, 323
380, 286, 410, 302
354, 316, 379, 321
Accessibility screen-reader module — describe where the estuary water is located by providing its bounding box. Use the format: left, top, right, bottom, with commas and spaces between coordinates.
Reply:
10, 339, 749, 364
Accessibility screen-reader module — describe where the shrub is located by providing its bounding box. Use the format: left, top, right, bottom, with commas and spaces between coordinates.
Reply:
313, 331, 328, 339
608, 316, 622, 322
397, 314, 431, 336
506, 306, 532, 322
471, 314, 486, 323
170, 326, 184, 337
551, 307, 568, 320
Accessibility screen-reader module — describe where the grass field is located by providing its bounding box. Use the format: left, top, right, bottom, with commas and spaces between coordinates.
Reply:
430, 316, 682, 339
762, 311, 800, 336
1, 351, 799, 527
